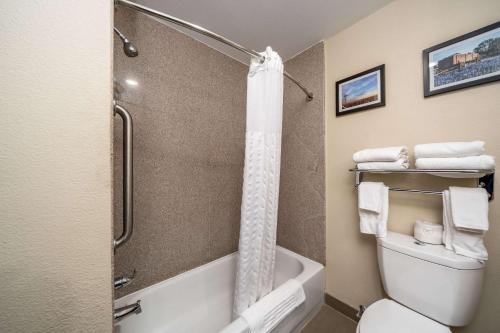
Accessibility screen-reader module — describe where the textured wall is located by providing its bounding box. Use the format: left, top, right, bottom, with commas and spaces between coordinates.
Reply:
114, 8, 325, 298
0, 1, 113, 332
324, 1, 500, 332
113, 8, 247, 297
278, 43, 326, 264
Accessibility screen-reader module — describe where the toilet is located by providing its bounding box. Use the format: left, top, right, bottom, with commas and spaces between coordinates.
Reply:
357, 231, 485, 332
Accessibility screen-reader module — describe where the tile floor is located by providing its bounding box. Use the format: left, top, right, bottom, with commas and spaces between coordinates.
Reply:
301, 305, 357, 333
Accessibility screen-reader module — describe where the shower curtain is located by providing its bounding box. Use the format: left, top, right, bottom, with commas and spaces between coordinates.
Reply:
233, 47, 284, 317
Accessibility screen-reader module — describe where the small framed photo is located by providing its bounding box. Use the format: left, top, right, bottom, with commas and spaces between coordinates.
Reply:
423, 21, 500, 97
336, 65, 385, 116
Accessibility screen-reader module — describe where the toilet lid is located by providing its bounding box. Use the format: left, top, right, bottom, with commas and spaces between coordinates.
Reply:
358, 299, 451, 333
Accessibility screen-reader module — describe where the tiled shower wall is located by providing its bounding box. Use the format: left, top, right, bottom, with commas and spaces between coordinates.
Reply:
114, 7, 325, 297
277, 43, 325, 265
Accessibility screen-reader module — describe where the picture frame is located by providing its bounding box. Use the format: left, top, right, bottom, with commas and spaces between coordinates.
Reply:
335, 65, 385, 117
423, 21, 500, 97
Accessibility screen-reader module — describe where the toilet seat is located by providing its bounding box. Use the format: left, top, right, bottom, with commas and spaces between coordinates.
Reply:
357, 299, 451, 333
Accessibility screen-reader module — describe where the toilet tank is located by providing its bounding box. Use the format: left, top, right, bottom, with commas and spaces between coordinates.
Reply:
377, 232, 484, 327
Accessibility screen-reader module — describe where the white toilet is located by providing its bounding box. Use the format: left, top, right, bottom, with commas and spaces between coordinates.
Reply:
357, 231, 485, 332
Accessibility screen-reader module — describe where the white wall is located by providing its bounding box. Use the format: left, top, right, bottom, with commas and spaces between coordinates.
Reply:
325, 0, 500, 332
0, 1, 113, 332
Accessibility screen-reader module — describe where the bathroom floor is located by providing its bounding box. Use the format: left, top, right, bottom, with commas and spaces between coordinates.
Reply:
301, 305, 357, 333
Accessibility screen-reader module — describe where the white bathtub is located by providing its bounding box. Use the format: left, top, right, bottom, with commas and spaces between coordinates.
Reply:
114, 246, 324, 333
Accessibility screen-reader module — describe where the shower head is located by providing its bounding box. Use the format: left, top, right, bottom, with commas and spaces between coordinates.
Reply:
123, 41, 139, 57
114, 27, 139, 57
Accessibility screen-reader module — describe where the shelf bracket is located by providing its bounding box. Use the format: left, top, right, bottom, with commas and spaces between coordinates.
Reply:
355, 171, 363, 187
479, 173, 494, 201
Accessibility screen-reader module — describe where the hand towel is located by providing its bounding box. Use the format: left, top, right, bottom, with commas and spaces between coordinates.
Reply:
442, 190, 488, 261
442, 190, 453, 250
414, 141, 485, 159
358, 182, 383, 213
357, 158, 409, 171
353, 146, 408, 163
358, 182, 388, 238
240, 279, 305, 333
449, 187, 489, 232
415, 155, 495, 170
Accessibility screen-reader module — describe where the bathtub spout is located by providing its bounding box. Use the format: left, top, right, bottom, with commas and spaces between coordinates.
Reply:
114, 300, 142, 321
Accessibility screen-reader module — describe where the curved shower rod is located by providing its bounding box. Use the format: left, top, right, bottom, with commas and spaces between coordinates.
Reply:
115, 0, 314, 101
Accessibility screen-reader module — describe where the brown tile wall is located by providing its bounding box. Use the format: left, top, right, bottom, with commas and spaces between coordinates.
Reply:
278, 43, 326, 264
114, 7, 325, 298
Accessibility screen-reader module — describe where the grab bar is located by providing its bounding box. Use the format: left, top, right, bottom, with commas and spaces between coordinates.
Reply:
114, 300, 141, 321
114, 102, 134, 249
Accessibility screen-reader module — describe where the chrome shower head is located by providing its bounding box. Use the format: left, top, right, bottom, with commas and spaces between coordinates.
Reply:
123, 41, 138, 57
114, 27, 139, 57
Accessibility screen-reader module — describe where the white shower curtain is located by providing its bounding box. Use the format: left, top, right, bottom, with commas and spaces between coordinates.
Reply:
233, 47, 284, 317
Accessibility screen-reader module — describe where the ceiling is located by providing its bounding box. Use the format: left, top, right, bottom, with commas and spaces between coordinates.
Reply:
132, 0, 393, 63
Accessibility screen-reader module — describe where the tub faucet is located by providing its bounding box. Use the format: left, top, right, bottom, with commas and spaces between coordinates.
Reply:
114, 269, 136, 289
114, 300, 142, 321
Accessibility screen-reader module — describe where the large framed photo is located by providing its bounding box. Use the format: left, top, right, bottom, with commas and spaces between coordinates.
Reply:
336, 65, 385, 116
423, 21, 500, 97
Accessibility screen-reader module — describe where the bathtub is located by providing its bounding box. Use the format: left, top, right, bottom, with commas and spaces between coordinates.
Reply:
114, 246, 324, 333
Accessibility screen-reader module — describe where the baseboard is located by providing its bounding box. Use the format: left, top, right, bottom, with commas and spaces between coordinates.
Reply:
325, 293, 359, 322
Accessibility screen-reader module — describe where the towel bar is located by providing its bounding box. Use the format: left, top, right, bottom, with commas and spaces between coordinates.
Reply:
355, 184, 443, 196
350, 168, 494, 200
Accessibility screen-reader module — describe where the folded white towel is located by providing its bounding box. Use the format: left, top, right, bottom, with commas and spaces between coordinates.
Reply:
442, 190, 488, 261
415, 141, 485, 159
358, 182, 388, 238
449, 187, 489, 232
415, 155, 495, 170
240, 279, 305, 333
357, 158, 409, 171
353, 146, 408, 163
358, 182, 383, 213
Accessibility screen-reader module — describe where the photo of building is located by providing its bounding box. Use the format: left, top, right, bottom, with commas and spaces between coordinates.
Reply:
430, 28, 500, 89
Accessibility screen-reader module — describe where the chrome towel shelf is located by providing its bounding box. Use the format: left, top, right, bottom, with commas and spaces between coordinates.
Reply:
349, 168, 495, 200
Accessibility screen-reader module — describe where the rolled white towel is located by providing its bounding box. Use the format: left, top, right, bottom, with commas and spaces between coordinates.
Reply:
357, 158, 409, 171
415, 155, 495, 170
353, 146, 408, 163
414, 141, 485, 159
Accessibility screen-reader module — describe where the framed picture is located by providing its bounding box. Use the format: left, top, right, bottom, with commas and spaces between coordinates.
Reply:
423, 21, 500, 97
336, 65, 385, 116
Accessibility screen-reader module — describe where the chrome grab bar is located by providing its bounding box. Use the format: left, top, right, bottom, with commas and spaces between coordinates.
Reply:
114, 300, 142, 321
113, 101, 134, 249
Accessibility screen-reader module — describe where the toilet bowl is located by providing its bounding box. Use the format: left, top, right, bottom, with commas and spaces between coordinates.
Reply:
356, 299, 450, 333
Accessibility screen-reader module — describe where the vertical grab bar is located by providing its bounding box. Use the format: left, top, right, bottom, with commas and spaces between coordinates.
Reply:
113, 102, 133, 249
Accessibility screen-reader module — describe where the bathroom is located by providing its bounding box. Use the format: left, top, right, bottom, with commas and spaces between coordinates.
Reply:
1, 0, 499, 332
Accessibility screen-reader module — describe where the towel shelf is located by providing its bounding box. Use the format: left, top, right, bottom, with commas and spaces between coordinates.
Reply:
349, 168, 494, 201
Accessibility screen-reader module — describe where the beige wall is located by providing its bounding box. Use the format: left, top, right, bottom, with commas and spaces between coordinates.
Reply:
325, 0, 500, 332
0, 1, 113, 332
